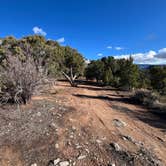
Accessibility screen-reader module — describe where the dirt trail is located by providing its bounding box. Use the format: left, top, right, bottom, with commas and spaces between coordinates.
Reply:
55, 82, 166, 164
0, 81, 166, 166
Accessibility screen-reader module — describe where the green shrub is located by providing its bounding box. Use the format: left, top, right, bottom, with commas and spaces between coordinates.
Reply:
133, 89, 159, 106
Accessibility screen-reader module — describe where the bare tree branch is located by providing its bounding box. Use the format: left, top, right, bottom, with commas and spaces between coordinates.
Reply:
62, 67, 78, 87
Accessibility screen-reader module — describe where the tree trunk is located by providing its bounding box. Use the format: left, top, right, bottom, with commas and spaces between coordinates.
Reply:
62, 68, 78, 87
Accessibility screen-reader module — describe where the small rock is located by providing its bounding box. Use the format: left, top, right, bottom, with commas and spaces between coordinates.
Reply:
72, 126, 76, 131
67, 141, 72, 146
59, 161, 69, 166
112, 119, 127, 127
110, 142, 121, 151
69, 159, 72, 163
111, 163, 116, 166
75, 143, 82, 149
122, 135, 134, 142
37, 112, 41, 116
76, 145, 82, 149
122, 136, 127, 141
55, 143, 59, 148
96, 139, 102, 144
48, 160, 54, 166
69, 135, 74, 138
85, 148, 90, 153
57, 113, 62, 117
49, 107, 55, 111
54, 158, 60, 165
78, 155, 86, 160
135, 141, 144, 146
31, 163, 37, 166
49, 122, 57, 129
52, 112, 57, 116
55, 128, 59, 132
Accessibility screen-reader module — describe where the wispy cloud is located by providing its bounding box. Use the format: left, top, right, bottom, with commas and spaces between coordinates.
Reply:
56, 37, 65, 43
97, 53, 103, 56
107, 46, 112, 49
115, 46, 124, 50
145, 33, 157, 41
113, 48, 166, 64
32, 26, 47, 36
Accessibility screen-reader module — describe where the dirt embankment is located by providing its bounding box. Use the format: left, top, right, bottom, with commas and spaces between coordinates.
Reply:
0, 81, 166, 166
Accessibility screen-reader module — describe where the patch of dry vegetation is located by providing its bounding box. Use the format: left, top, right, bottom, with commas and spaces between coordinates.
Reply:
0, 55, 42, 105
133, 89, 166, 114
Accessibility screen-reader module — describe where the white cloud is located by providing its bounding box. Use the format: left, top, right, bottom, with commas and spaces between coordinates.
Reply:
159, 48, 166, 53
97, 53, 103, 56
85, 59, 90, 64
115, 46, 124, 50
156, 48, 166, 59
113, 48, 166, 64
32, 26, 47, 36
107, 46, 112, 49
56, 37, 65, 43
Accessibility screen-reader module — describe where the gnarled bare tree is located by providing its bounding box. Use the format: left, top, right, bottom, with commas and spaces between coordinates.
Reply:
62, 67, 78, 87
62, 46, 85, 87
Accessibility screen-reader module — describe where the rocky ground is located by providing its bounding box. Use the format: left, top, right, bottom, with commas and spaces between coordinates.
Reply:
0, 81, 166, 166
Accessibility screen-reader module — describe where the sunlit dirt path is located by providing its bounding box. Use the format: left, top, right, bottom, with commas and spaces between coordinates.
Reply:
55, 81, 166, 164
0, 81, 166, 166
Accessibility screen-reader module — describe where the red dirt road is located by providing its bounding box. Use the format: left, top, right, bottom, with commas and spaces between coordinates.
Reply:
55, 82, 166, 164
0, 81, 166, 166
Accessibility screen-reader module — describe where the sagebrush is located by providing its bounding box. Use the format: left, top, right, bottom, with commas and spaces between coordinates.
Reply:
0, 54, 41, 104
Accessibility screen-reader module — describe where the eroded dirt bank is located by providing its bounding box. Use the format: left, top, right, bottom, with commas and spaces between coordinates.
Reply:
0, 81, 166, 166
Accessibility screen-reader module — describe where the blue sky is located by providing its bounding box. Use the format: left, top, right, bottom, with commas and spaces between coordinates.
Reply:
1, 0, 166, 64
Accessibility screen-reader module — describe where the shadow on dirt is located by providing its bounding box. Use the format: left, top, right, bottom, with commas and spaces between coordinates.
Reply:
111, 104, 166, 132
73, 94, 134, 104
73, 93, 166, 132
60, 83, 117, 91
77, 86, 117, 91
58, 80, 123, 91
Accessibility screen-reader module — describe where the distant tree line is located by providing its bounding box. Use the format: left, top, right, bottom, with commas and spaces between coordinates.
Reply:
0, 35, 165, 105
85, 56, 139, 90
85, 56, 166, 94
